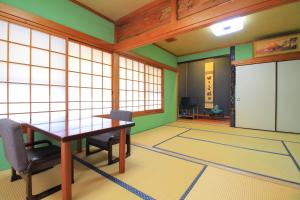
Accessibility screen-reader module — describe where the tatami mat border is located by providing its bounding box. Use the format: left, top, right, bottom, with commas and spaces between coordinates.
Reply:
282, 141, 300, 172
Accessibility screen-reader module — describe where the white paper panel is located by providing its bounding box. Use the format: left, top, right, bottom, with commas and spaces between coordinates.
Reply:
81, 109, 91, 118
120, 91, 126, 101
0, 20, 8, 40
81, 45, 91, 60
31, 66, 49, 84
139, 92, 144, 100
103, 77, 111, 89
51, 111, 66, 122
50, 102, 65, 111
127, 91, 132, 101
103, 65, 111, 77
81, 74, 92, 87
32, 85, 49, 102
9, 43, 30, 64
32, 103, 49, 112
103, 52, 111, 65
127, 69, 133, 79
81, 60, 91, 74
103, 102, 111, 108
93, 109, 102, 115
133, 81, 138, 91
103, 89, 111, 101
68, 102, 80, 110
51, 52, 65, 70
93, 62, 102, 75
32, 112, 49, 124
9, 114, 30, 123
81, 88, 91, 101
51, 36, 66, 53
68, 87, 80, 101
81, 102, 92, 109
32, 30, 49, 49
92, 89, 102, 101
120, 68, 126, 79
119, 57, 126, 68
51, 69, 65, 85
0, 104, 7, 114
119, 79, 125, 90
133, 61, 139, 71
9, 103, 30, 113
69, 57, 79, 72
9, 84, 30, 102
9, 63, 30, 83
93, 101, 102, 109
126, 80, 132, 90
68, 42, 79, 57
0, 41, 7, 61
51, 86, 65, 102
103, 108, 110, 114
0, 83, 7, 102
68, 110, 79, 120
93, 76, 102, 88
9, 24, 30, 45
0, 62, 7, 81
92, 49, 102, 63
32, 48, 49, 67
68, 72, 80, 87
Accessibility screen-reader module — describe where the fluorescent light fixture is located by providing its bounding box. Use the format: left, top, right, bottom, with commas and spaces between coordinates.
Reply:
210, 17, 245, 36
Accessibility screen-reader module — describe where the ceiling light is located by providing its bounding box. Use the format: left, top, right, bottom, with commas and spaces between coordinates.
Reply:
210, 17, 245, 37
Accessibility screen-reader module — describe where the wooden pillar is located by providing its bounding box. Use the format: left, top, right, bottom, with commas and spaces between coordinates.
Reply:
112, 53, 120, 110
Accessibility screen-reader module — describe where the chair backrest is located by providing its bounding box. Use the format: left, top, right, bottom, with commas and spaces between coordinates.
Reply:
0, 119, 28, 172
110, 110, 133, 135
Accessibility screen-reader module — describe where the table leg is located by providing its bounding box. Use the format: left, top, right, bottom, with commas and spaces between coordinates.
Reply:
119, 128, 126, 173
61, 141, 72, 200
76, 139, 82, 153
26, 127, 34, 145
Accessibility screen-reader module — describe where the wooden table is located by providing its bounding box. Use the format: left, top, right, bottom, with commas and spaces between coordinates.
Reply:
23, 117, 135, 200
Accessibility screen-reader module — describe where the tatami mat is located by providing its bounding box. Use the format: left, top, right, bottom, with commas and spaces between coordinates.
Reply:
285, 142, 300, 171
156, 137, 300, 184
168, 121, 300, 143
180, 129, 288, 155
132, 125, 189, 147
82, 145, 205, 200
186, 166, 300, 200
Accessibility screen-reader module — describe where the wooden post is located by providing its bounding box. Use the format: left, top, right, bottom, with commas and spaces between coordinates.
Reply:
61, 141, 72, 200
26, 127, 34, 145
119, 128, 126, 173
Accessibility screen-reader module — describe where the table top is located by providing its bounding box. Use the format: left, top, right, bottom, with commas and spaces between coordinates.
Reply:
22, 117, 135, 142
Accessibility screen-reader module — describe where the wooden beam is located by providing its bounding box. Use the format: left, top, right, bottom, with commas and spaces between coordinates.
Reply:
0, 3, 113, 51
69, 0, 115, 23
112, 53, 120, 110
114, 0, 298, 52
232, 51, 300, 66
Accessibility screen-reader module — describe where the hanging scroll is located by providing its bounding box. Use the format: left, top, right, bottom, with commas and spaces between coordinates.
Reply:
205, 62, 214, 109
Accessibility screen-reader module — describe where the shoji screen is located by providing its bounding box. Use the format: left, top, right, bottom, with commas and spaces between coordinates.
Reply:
68, 41, 112, 119
119, 56, 163, 113
277, 60, 300, 133
145, 65, 162, 110
235, 62, 276, 131
0, 20, 66, 123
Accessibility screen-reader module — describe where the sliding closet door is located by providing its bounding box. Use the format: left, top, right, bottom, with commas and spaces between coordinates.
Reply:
235, 62, 276, 131
277, 60, 300, 133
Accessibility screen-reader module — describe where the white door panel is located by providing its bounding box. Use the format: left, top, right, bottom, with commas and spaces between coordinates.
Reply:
277, 60, 300, 133
235, 62, 276, 131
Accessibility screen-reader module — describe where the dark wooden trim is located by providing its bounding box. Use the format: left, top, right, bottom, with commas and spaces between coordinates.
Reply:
153, 43, 178, 57
119, 128, 126, 173
61, 141, 72, 200
232, 51, 300, 66
69, 0, 115, 24
0, 3, 113, 51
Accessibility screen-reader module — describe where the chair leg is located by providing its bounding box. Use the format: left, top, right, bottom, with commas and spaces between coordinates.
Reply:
11, 167, 22, 182
126, 135, 131, 157
25, 173, 33, 200
86, 140, 90, 156
108, 141, 113, 165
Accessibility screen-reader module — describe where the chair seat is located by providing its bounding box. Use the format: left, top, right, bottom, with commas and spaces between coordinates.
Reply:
27, 145, 60, 162
89, 130, 121, 143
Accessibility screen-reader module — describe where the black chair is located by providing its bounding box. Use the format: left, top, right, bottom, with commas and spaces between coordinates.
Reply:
0, 119, 74, 200
86, 110, 132, 165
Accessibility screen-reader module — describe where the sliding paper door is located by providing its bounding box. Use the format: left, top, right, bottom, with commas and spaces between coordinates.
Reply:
235, 62, 276, 131
277, 60, 300, 133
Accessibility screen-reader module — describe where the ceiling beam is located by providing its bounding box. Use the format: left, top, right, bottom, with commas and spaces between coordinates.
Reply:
114, 0, 299, 52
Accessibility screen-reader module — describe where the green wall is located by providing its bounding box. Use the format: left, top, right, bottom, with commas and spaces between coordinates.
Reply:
131, 45, 178, 133
0, 0, 115, 43
235, 43, 253, 60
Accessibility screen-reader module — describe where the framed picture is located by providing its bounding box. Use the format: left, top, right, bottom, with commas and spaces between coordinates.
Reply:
254, 34, 300, 57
